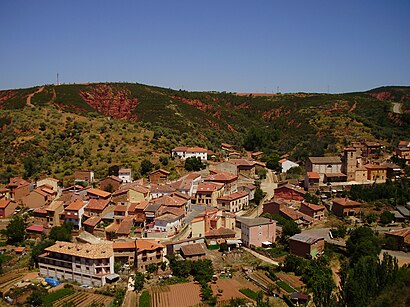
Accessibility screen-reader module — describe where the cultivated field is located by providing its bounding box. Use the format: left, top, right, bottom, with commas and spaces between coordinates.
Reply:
150, 282, 201, 307
0, 269, 27, 295
52, 291, 112, 307
211, 276, 258, 302
275, 272, 304, 290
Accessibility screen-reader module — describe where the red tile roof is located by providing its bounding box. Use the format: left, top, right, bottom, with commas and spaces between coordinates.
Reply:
26, 225, 44, 232
0, 199, 13, 209
204, 171, 238, 182
218, 191, 248, 201
151, 169, 170, 175
228, 159, 256, 167
86, 199, 110, 211
87, 188, 111, 198
172, 147, 207, 153
83, 216, 101, 227
197, 182, 224, 194
113, 241, 136, 250
333, 198, 361, 207
136, 239, 164, 252
301, 202, 325, 212
180, 243, 206, 256
65, 199, 86, 211
306, 172, 320, 179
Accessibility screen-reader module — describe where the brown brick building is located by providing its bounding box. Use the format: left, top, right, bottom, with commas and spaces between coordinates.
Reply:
289, 233, 325, 258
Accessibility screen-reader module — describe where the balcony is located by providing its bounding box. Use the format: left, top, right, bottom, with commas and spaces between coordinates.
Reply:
39, 256, 72, 269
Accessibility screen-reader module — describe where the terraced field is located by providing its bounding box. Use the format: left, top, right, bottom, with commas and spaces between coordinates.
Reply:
0, 269, 27, 295
53, 291, 112, 307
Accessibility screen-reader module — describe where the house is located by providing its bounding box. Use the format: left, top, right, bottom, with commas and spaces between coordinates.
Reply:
364, 164, 387, 182
385, 228, 410, 252
135, 239, 165, 272
64, 199, 87, 229
87, 188, 111, 200
7, 177, 31, 202
170, 173, 201, 196
251, 151, 264, 160
26, 224, 45, 239
221, 143, 234, 152
239, 217, 276, 248
112, 183, 150, 204
238, 184, 256, 201
306, 157, 342, 181
304, 172, 320, 191
279, 159, 299, 173
383, 163, 402, 179
332, 198, 361, 217
262, 198, 291, 215
84, 199, 111, 217
45, 200, 65, 227
150, 184, 176, 199
144, 203, 163, 224
115, 217, 134, 239
300, 202, 325, 220
228, 159, 257, 178
118, 168, 132, 183
180, 243, 206, 260
0, 200, 17, 218
171, 147, 208, 161
113, 241, 136, 265
209, 161, 238, 176
0, 187, 10, 200
149, 169, 170, 184
217, 191, 249, 213
289, 233, 324, 258
363, 141, 382, 157
39, 241, 114, 287
37, 178, 60, 192
395, 141, 410, 164
196, 182, 225, 207
204, 171, 238, 195
274, 184, 306, 201
151, 194, 189, 213
99, 176, 123, 193
153, 212, 184, 235
21, 185, 57, 209
83, 216, 102, 234
278, 207, 314, 228
189, 208, 236, 239
74, 170, 94, 185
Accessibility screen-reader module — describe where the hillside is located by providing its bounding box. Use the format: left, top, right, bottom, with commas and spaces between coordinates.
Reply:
0, 82, 409, 182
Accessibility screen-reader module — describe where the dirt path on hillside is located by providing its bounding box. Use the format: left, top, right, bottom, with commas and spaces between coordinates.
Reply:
26, 86, 44, 107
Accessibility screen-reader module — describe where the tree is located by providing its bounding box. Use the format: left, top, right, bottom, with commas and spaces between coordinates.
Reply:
147, 263, 158, 274
159, 156, 169, 166
30, 239, 55, 268
283, 254, 307, 275
27, 289, 46, 306
160, 261, 167, 271
4, 215, 26, 244
184, 157, 204, 172
254, 186, 265, 206
365, 213, 379, 224
304, 193, 319, 205
134, 272, 145, 292
346, 227, 381, 263
140, 159, 153, 176
103, 183, 114, 193
265, 154, 280, 172
48, 222, 73, 242
379, 211, 394, 225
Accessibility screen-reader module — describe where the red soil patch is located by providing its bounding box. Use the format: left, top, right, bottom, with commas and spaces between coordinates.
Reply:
171, 95, 212, 112
369, 91, 392, 101
80, 84, 139, 120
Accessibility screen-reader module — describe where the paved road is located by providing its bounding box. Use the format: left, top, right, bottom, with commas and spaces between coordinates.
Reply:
122, 290, 137, 307
243, 247, 280, 266
392, 102, 402, 114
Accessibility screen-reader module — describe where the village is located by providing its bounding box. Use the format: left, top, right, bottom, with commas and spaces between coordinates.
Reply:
0, 139, 409, 307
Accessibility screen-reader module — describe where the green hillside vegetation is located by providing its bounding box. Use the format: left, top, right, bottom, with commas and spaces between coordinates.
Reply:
0, 82, 409, 182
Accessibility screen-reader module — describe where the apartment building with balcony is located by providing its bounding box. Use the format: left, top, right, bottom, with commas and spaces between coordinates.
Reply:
39, 241, 114, 287
135, 239, 165, 272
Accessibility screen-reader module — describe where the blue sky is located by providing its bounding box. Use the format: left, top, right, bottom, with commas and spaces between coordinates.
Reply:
1, 0, 409, 93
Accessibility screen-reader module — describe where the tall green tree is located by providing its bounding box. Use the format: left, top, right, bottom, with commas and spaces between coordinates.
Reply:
346, 227, 381, 263
140, 159, 154, 176
134, 272, 145, 292
4, 215, 26, 244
